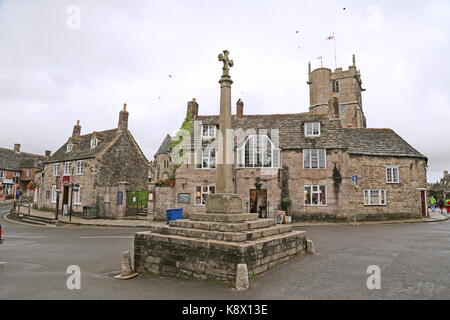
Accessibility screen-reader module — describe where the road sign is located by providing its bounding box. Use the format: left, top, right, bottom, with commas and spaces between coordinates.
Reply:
351, 174, 358, 182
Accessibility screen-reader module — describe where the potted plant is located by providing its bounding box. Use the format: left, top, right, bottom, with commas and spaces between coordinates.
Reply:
282, 197, 293, 223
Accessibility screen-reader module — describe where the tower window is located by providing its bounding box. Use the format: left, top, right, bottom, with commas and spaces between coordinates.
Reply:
331, 80, 339, 93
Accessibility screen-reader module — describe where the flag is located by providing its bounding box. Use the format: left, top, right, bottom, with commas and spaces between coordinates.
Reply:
326, 35, 334, 40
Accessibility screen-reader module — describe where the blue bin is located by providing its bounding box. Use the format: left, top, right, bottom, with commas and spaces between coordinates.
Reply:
166, 208, 183, 222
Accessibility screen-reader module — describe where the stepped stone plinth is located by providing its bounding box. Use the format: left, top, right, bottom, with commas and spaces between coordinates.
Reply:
134, 195, 308, 283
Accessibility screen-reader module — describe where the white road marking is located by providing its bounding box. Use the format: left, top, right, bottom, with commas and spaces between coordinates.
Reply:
0, 262, 7, 264
79, 236, 134, 239
5, 235, 46, 239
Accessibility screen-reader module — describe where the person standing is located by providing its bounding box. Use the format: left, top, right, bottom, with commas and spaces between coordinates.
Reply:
428, 195, 437, 212
438, 198, 445, 211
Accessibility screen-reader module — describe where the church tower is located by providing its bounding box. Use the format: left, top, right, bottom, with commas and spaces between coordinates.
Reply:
307, 55, 367, 128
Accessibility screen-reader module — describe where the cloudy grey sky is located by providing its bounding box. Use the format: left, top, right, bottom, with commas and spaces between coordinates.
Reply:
0, 0, 449, 182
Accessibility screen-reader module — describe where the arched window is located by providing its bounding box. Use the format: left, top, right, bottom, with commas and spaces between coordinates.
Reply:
237, 135, 280, 168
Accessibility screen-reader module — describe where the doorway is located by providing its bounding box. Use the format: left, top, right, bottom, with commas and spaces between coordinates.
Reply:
250, 189, 267, 218
420, 190, 427, 217
62, 186, 69, 206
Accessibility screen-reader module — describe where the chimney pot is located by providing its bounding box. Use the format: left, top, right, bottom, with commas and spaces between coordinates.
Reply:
14, 143, 21, 152
45, 150, 51, 158
236, 99, 244, 118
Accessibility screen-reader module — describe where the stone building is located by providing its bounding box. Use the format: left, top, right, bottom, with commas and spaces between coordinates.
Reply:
34, 105, 149, 218
429, 170, 450, 199
0, 144, 49, 199
149, 56, 428, 221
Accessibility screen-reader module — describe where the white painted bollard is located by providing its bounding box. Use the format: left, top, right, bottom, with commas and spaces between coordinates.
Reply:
235, 263, 249, 291
114, 251, 138, 280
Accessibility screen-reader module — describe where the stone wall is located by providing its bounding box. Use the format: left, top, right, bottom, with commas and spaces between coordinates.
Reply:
170, 149, 427, 222
345, 155, 427, 220
36, 158, 96, 214
134, 230, 307, 283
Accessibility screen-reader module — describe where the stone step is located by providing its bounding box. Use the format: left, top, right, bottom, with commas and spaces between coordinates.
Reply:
19, 214, 56, 225
189, 213, 258, 222
170, 218, 276, 232
150, 224, 293, 242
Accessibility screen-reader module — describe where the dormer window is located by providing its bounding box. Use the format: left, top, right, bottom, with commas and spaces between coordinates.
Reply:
304, 122, 321, 137
202, 125, 216, 139
90, 137, 98, 148
66, 143, 73, 152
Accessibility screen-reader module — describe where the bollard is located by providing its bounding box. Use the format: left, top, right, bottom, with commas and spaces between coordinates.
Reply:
114, 251, 138, 280
306, 239, 315, 254
235, 263, 249, 291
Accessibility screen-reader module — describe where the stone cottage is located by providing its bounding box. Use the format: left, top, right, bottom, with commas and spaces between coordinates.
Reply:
149, 56, 428, 221
34, 104, 149, 218
0, 144, 49, 199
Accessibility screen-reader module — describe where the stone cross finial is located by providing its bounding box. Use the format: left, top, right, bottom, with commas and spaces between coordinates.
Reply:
218, 50, 233, 77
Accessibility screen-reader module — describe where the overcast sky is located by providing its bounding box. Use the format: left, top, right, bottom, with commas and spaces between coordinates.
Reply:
0, 0, 448, 182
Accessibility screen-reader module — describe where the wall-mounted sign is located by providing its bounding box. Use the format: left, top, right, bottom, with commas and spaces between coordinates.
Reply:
177, 193, 191, 204
148, 193, 154, 201
1, 179, 14, 185
351, 174, 359, 182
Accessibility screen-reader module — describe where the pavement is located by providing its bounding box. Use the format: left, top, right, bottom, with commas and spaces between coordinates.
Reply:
1, 202, 450, 299
6, 203, 449, 228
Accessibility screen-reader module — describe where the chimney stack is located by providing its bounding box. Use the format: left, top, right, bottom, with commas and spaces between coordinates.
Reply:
236, 99, 244, 118
72, 120, 81, 137
14, 143, 21, 152
45, 150, 51, 158
186, 98, 199, 119
118, 103, 129, 131
444, 170, 449, 177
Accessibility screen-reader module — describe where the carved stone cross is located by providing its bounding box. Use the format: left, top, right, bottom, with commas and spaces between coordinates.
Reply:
218, 50, 233, 77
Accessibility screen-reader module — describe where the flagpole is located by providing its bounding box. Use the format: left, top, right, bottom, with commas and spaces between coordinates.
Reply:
333, 32, 337, 69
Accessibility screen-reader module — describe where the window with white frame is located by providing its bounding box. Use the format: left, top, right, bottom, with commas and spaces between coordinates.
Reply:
90, 137, 98, 148
195, 185, 215, 205
202, 125, 216, 139
364, 189, 387, 205
52, 163, 60, 176
303, 149, 326, 169
201, 149, 216, 169
386, 166, 399, 183
76, 160, 84, 175
51, 185, 57, 203
237, 135, 281, 168
66, 143, 73, 152
25, 169, 30, 177
64, 162, 71, 176
304, 122, 321, 137
304, 185, 327, 206
73, 186, 81, 205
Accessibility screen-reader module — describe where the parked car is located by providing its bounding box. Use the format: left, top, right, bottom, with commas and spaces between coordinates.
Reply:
0, 224, 4, 244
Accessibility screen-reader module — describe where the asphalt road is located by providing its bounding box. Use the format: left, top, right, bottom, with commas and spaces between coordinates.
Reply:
1, 203, 449, 299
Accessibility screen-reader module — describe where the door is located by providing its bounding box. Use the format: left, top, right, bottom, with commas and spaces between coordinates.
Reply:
62, 186, 69, 206
250, 189, 268, 218
420, 190, 427, 217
